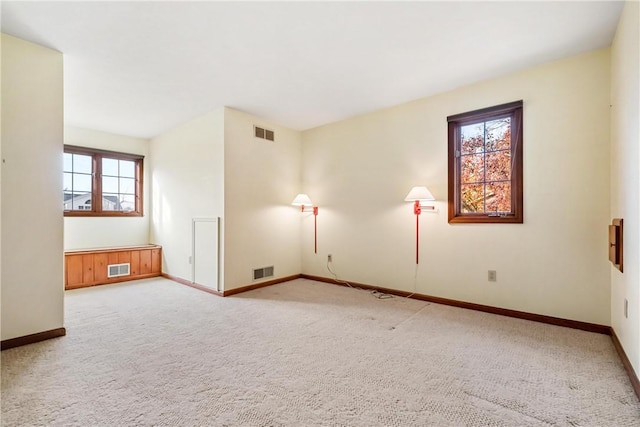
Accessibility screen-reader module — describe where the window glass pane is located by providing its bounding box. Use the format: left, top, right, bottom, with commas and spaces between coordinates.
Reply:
63, 172, 73, 193
63, 193, 73, 210
460, 154, 484, 184
119, 177, 135, 194
461, 123, 484, 154
64, 148, 142, 216
119, 160, 135, 178
102, 158, 119, 176
461, 184, 484, 213
73, 154, 92, 174
449, 101, 522, 223
71, 192, 92, 210
120, 194, 135, 212
486, 182, 511, 213
73, 173, 92, 192
102, 194, 120, 211
485, 151, 511, 182
63, 153, 73, 172
485, 118, 511, 151
102, 176, 119, 193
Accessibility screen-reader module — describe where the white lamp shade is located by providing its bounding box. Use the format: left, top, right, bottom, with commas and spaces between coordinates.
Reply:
291, 193, 313, 206
404, 186, 435, 201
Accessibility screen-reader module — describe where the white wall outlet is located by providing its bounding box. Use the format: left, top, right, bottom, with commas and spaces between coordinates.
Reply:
188, 256, 192, 265
328, 254, 332, 263
488, 270, 497, 282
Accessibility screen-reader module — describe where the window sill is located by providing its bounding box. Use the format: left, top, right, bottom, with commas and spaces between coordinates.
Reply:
64, 211, 143, 218
448, 214, 522, 224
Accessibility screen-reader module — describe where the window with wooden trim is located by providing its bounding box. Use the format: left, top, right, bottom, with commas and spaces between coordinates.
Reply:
448, 101, 523, 223
63, 146, 143, 216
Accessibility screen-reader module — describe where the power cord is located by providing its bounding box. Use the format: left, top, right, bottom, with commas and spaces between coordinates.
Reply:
327, 260, 394, 300
325, 259, 431, 332
404, 262, 420, 300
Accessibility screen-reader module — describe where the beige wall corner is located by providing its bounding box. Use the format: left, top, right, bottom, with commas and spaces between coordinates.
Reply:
610, 0, 640, 378
223, 107, 302, 290
149, 108, 225, 289
302, 48, 612, 326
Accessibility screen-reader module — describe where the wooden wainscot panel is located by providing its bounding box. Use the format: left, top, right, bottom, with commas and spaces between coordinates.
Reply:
82, 254, 94, 285
66, 255, 84, 288
151, 248, 161, 273
108, 252, 119, 265
130, 250, 140, 276
118, 251, 131, 264
94, 253, 109, 283
139, 249, 152, 275
64, 245, 162, 290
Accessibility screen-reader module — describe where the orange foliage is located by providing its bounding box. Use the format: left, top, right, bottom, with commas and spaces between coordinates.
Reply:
459, 118, 511, 213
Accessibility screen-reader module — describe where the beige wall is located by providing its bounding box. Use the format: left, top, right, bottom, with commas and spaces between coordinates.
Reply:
302, 48, 611, 325
150, 109, 225, 285
223, 108, 302, 290
64, 126, 151, 250
610, 0, 640, 376
1, 34, 64, 340
149, 107, 302, 291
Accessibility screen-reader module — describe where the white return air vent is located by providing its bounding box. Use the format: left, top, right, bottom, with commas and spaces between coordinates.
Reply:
254, 125, 275, 141
253, 266, 274, 281
108, 263, 130, 278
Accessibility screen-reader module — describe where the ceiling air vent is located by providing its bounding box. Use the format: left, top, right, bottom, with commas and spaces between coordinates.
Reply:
254, 125, 275, 141
253, 266, 274, 281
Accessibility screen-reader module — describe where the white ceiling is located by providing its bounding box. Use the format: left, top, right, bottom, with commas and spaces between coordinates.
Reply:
1, 1, 624, 139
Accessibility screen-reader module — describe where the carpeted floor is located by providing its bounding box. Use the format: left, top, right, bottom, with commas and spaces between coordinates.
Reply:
1, 277, 639, 426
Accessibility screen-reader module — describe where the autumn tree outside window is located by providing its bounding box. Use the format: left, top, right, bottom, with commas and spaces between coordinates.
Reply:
64, 146, 144, 217
447, 101, 523, 223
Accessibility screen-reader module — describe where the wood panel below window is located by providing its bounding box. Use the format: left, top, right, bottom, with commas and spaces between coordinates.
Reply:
64, 245, 162, 290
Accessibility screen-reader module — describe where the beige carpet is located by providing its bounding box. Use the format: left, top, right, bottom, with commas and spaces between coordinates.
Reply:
1, 278, 638, 426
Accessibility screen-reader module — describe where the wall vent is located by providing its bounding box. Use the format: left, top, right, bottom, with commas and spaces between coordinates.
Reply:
108, 263, 130, 278
254, 125, 275, 141
253, 266, 274, 281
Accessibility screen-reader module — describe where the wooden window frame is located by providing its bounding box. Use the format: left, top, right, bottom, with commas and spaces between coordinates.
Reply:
447, 100, 523, 224
64, 145, 144, 217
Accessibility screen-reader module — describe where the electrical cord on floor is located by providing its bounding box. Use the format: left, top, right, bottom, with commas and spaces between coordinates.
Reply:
327, 260, 394, 300
404, 263, 420, 300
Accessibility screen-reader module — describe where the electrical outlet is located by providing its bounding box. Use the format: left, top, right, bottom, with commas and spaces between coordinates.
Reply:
328, 254, 332, 263
188, 256, 192, 265
624, 299, 628, 318
488, 270, 497, 282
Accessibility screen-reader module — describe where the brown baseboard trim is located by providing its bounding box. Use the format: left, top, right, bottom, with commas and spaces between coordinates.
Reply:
301, 274, 611, 335
161, 273, 224, 296
223, 274, 302, 296
162, 273, 301, 297
611, 329, 640, 401
1, 327, 66, 351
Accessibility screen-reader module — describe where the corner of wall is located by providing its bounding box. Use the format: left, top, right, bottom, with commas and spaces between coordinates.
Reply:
1, 34, 64, 341
222, 108, 303, 290
609, 0, 640, 378
149, 108, 225, 290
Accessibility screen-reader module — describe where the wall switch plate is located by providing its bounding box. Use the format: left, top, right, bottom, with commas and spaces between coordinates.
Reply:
624, 299, 628, 318
327, 254, 332, 262
488, 270, 497, 282
188, 256, 192, 265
